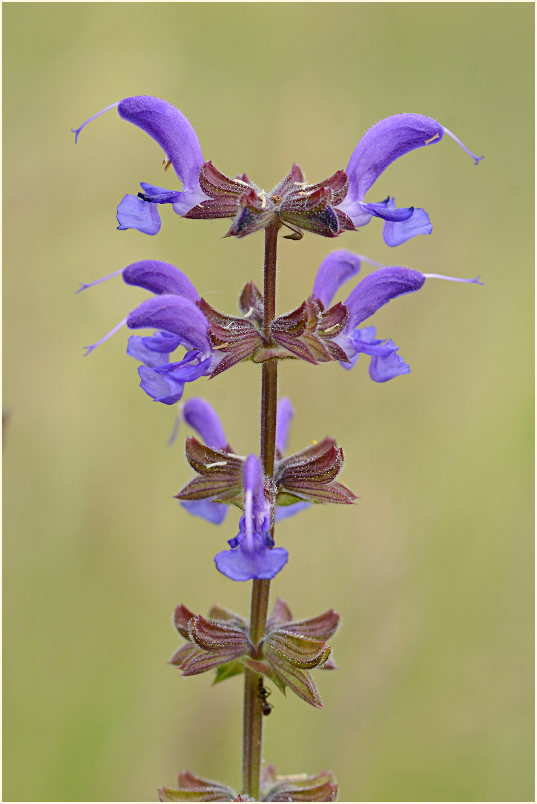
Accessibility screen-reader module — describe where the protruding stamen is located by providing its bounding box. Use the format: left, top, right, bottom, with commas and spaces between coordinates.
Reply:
358, 255, 386, 270
443, 127, 484, 165
84, 317, 127, 356
424, 273, 483, 285
76, 269, 123, 294
425, 133, 441, 145
71, 102, 120, 144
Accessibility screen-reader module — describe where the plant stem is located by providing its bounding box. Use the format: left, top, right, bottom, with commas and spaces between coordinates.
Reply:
242, 223, 280, 799
262, 223, 278, 343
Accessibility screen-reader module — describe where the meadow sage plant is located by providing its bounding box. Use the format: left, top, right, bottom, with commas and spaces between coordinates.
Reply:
74, 96, 482, 801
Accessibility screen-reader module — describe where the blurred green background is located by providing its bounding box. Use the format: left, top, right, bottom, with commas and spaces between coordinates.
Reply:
3, 3, 534, 801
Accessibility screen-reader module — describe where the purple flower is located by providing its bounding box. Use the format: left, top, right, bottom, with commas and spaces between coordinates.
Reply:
73, 99, 481, 244
179, 397, 311, 525
214, 454, 288, 582
72, 96, 207, 235
336, 114, 483, 246
312, 250, 483, 381
79, 260, 218, 404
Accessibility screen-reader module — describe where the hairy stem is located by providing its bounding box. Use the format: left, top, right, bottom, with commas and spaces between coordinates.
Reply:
242, 223, 280, 799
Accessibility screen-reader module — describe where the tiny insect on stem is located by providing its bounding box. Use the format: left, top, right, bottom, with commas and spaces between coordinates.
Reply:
257, 677, 273, 716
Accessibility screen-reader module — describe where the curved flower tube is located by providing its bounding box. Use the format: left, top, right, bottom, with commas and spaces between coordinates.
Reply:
312, 250, 483, 381
214, 454, 288, 582
336, 113, 483, 246
179, 397, 311, 525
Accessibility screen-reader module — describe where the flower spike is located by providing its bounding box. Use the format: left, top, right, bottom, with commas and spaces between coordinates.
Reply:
74, 91, 484, 804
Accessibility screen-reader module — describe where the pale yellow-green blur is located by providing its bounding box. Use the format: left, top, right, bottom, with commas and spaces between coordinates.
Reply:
3, 3, 533, 801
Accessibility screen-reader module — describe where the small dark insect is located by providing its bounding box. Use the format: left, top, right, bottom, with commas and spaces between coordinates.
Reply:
258, 677, 273, 716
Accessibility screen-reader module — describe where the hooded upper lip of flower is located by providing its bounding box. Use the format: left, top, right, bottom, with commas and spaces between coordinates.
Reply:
72, 96, 482, 244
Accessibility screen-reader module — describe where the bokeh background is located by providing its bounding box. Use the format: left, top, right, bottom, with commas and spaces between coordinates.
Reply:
3, 3, 534, 802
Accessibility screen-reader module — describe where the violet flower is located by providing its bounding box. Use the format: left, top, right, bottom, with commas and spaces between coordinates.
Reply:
72, 97, 207, 235
79, 260, 219, 404
312, 250, 483, 381
73, 97, 482, 244
214, 454, 288, 582
336, 113, 483, 246
179, 397, 311, 525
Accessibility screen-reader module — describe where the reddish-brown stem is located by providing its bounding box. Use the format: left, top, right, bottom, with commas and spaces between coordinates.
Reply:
242, 224, 280, 799
262, 223, 279, 342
